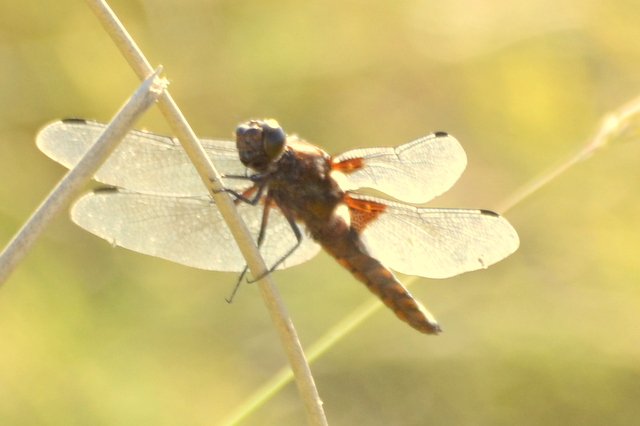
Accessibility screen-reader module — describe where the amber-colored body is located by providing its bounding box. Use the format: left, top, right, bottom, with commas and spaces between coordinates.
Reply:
237, 121, 441, 334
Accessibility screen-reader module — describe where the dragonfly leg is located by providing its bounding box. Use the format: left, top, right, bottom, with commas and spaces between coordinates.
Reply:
213, 172, 268, 205
228, 193, 275, 293
220, 173, 252, 180
223, 184, 265, 205
248, 205, 303, 283
212, 174, 247, 195
226, 265, 250, 303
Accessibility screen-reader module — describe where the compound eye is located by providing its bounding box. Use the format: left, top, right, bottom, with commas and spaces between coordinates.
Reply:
262, 119, 286, 160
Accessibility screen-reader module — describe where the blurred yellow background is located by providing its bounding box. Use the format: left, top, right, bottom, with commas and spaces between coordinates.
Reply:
2, 0, 640, 425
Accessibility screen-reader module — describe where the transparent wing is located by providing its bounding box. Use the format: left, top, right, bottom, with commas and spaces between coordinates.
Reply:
349, 194, 519, 279
332, 132, 467, 204
37, 119, 251, 195
71, 188, 321, 272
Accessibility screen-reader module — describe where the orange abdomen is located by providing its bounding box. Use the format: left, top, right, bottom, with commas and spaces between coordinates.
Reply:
319, 232, 441, 335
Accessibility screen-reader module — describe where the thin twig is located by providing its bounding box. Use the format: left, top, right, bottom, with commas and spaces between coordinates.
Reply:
0, 68, 166, 286
83, 1, 327, 424
495, 92, 640, 215
219, 297, 383, 426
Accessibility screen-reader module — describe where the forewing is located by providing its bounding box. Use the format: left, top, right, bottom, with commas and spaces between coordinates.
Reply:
37, 119, 251, 194
71, 188, 321, 272
332, 132, 467, 204
348, 194, 519, 278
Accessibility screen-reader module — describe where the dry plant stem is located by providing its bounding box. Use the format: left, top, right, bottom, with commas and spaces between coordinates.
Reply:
219, 298, 382, 426
0, 69, 166, 286
229, 90, 640, 421
221, 277, 423, 425
495, 92, 640, 215
83, 1, 327, 425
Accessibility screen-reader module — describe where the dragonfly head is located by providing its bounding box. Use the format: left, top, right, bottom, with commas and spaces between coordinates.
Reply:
236, 119, 286, 171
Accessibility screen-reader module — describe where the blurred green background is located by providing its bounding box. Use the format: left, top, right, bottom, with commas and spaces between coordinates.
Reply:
1, 0, 640, 425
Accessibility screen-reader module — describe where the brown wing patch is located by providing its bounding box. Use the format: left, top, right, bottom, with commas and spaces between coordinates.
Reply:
331, 156, 364, 172
345, 194, 387, 232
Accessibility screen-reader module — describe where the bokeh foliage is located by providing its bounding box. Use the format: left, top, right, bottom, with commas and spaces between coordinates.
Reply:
1, 0, 640, 425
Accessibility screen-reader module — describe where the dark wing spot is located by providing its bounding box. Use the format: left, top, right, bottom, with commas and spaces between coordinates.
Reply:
480, 209, 500, 217
61, 117, 88, 124
93, 185, 119, 194
434, 131, 449, 137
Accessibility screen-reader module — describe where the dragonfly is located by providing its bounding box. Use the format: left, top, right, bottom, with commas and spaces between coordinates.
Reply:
37, 118, 519, 334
